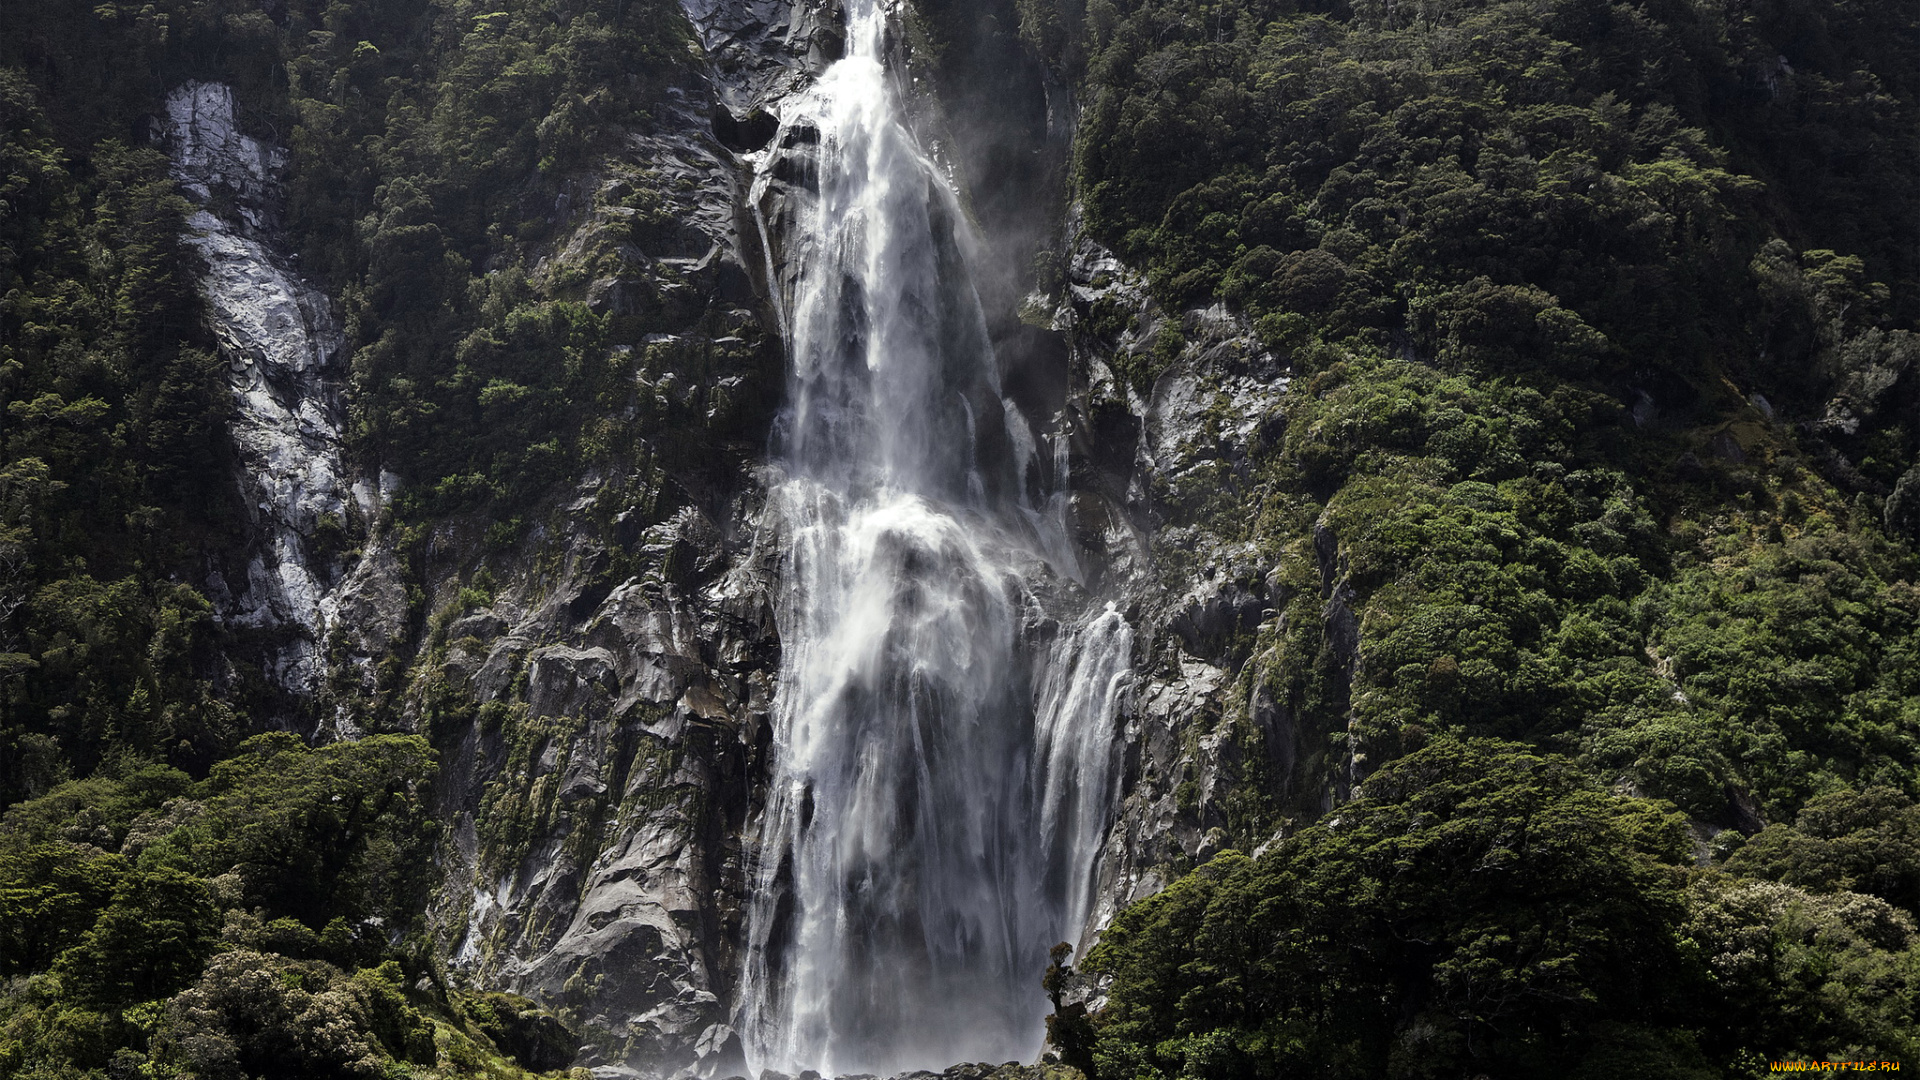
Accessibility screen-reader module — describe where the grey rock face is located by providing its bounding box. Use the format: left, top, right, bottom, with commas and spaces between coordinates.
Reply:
435, 495, 777, 1080
166, 83, 282, 221
719, 1063, 1083, 1080
1051, 206, 1337, 952
425, 9, 1116, 1072
681, 0, 843, 119
162, 42, 776, 1080
164, 82, 374, 698
1817, 328, 1919, 436
173, 3, 1315, 1075
420, 33, 788, 1078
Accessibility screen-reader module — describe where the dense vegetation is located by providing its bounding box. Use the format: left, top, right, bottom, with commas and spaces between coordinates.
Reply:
1, 0, 737, 1075
1031, 0, 1920, 1073
6, 0, 1920, 1074
1063, 739, 1919, 1078
2, 0, 774, 795
0, 733, 580, 1077
1, 60, 242, 806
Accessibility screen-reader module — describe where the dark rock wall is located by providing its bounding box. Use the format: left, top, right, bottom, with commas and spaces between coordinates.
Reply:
382, 20, 805, 1076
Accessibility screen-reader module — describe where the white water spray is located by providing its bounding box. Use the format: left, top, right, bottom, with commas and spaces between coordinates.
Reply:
739, 2, 1133, 1075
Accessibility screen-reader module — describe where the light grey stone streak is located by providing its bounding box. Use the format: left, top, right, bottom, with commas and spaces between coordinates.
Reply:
164, 82, 363, 695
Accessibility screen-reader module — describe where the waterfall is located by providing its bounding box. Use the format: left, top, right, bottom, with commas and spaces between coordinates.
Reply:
738, 2, 1134, 1075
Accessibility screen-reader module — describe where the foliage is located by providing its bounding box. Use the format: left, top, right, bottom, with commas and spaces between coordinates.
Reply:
1077, 0, 1920, 365
1079, 740, 1918, 1079
0, 735, 473, 1078
460, 992, 575, 1075
1068, 4, 1920, 1056
1219, 348, 1920, 827
299, 0, 705, 507
2, 0, 1919, 1072
1067, 0, 1920, 837
152, 951, 408, 1080
1726, 786, 1920, 914
1653, 528, 1920, 816
0, 0, 766, 796
51, 866, 219, 1007
0, 844, 125, 978
0, 0, 750, 1070
1681, 874, 1920, 1065
0, 67, 240, 805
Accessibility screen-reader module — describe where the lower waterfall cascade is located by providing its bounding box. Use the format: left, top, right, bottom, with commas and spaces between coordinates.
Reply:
737, 1, 1135, 1075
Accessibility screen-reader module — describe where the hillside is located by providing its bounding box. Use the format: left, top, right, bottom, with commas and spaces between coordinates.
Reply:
3, 0, 1918, 1076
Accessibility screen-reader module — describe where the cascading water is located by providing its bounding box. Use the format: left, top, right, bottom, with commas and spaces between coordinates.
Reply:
739, 2, 1134, 1075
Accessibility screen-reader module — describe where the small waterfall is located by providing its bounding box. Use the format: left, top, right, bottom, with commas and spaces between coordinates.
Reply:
739, 2, 1133, 1075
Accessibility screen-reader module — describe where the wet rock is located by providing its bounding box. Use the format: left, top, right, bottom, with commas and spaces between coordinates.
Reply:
1167, 575, 1267, 667
714, 105, 781, 152
165, 82, 358, 699
189, 5, 1298, 1076
1313, 522, 1339, 595
416, 36, 786, 1070
440, 505, 776, 1073
1250, 679, 1297, 793
1324, 582, 1360, 684
1057, 201, 1306, 952
679, 0, 839, 116
165, 82, 281, 221
887, 1066, 1083, 1080
528, 646, 622, 721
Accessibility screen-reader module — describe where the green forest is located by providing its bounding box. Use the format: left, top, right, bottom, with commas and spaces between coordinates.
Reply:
3, 0, 1920, 1075
1034, 0, 1920, 1075
2, 0, 707, 1074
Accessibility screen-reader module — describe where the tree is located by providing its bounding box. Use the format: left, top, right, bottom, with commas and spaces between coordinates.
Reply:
52, 866, 217, 1006
1083, 739, 1705, 1079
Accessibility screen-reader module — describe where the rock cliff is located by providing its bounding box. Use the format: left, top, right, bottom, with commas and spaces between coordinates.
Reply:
176, 1, 1323, 1075
164, 81, 357, 700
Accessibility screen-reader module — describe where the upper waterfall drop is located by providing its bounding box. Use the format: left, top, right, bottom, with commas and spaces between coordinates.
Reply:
739, 1, 1134, 1076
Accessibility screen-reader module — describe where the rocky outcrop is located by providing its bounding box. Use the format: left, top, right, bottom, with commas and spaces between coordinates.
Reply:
426, 479, 779, 1048
416, 25, 790, 1077
174, 1, 1315, 1074
1048, 212, 1328, 953
684, 0, 844, 119
1816, 328, 1919, 437
414, 9, 1121, 1071
435, 502, 777, 1079
157, 29, 785, 1080
163, 82, 371, 701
